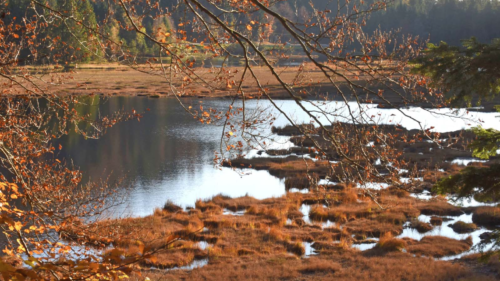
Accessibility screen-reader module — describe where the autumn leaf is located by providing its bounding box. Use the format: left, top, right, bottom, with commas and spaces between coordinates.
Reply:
14, 222, 22, 231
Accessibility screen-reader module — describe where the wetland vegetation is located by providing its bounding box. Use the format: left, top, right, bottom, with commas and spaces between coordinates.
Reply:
0, 0, 499, 280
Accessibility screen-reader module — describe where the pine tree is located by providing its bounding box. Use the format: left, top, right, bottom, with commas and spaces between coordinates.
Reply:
413, 37, 500, 203
53, 0, 98, 63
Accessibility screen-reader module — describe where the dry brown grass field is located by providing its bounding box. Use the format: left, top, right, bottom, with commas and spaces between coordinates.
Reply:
60, 184, 499, 280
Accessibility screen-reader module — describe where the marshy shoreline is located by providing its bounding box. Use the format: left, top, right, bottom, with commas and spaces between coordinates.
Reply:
6, 65, 499, 280
62, 120, 500, 280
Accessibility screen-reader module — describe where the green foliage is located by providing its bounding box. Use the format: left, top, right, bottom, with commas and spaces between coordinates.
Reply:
469, 127, 500, 159
412, 38, 500, 107
58, 0, 98, 62
434, 164, 500, 202
416, 36, 500, 207
436, 125, 500, 202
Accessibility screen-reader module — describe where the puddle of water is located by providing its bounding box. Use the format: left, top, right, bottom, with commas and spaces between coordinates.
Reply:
317, 179, 333, 185
166, 258, 209, 271
410, 186, 497, 207
440, 241, 498, 261
400, 177, 423, 184
357, 182, 390, 190
195, 241, 212, 250
447, 196, 498, 207
300, 204, 312, 224
321, 220, 336, 229
352, 243, 377, 251
449, 158, 488, 166
410, 190, 433, 200
398, 214, 489, 249
303, 242, 317, 257
288, 188, 310, 194
222, 209, 246, 216
350, 213, 495, 256
298, 204, 339, 229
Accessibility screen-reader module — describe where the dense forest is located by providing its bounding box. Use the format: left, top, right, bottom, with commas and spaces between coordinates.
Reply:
366, 0, 500, 45
8, 0, 500, 60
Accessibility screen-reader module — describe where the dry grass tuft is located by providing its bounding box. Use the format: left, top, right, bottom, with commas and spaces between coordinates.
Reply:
163, 200, 183, 213
285, 174, 317, 190
341, 188, 359, 204
410, 219, 433, 233
298, 258, 341, 274
376, 211, 407, 225
195, 199, 223, 214
375, 233, 407, 252
237, 248, 256, 256
266, 227, 286, 242
449, 221, 478, 233
387, 186, 410, 198
309, 205, 329, 221
407, 236, 473, 258
246, 205, 260, 215
417, 199, 463, 216
345, 219, 403, 238
430, 216, 443, 226
309, 203, 372, 223
287, 241, 306, 256
210, 194, 260, 212
153, 207, 164, 216
473, 207, 500, 226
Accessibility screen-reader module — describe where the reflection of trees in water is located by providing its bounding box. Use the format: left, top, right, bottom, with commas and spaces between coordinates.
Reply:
54, 97, 209, 189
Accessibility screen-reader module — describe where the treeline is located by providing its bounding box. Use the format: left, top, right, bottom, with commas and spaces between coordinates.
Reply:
271, 0, 500, 45
6, 0, 500, 61
366, 0, 500, 45
7, 0, 175, 63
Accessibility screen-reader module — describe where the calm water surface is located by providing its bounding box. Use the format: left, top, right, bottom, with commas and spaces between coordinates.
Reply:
57, 97, 293, 217
57, 97, 500, 218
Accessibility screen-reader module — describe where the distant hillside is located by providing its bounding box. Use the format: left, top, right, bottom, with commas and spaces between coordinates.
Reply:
7, 0, 500, 60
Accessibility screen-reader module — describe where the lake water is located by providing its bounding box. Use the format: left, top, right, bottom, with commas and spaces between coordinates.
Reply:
57, 97, 500, 218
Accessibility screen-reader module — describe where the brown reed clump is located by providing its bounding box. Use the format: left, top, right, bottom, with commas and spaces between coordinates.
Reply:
375, 233, 407, 252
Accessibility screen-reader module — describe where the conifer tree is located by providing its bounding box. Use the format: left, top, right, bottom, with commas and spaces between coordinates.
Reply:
413, 37, 500, 203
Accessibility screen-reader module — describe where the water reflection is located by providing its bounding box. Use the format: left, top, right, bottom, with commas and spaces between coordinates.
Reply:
55, 97, 500, 218
56, 97, 286, 217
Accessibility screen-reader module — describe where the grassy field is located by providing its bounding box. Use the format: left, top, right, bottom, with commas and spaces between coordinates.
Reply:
3, 62, 406, 101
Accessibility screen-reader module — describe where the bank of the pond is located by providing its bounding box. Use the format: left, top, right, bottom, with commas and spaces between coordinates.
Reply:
46, 96, 500, 280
